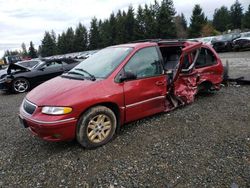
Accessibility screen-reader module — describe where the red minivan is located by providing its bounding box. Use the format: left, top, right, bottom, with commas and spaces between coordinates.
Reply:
19, 40, 223, 148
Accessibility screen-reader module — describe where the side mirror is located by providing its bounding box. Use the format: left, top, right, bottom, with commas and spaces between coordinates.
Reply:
117, 71, 137, 83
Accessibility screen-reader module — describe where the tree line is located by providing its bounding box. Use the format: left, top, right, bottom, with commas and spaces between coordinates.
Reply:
3, 41, 38, 59
3, 0, 250, 58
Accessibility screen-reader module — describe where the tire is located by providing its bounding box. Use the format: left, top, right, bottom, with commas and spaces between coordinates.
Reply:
12, 78, 30, 93
198, 82, 213, 93
226, 44, 232, 52
76, 106, 117, 149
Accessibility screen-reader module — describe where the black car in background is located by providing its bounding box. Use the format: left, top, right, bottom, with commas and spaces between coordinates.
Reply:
212, 33, 241, 52
233, 37, 250, 51
0, 58, 79, 93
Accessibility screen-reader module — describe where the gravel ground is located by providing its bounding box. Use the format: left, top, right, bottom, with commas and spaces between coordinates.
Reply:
0, 52, 250, 188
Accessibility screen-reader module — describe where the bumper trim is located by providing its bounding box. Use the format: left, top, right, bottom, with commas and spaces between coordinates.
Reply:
20, 113, 76, 125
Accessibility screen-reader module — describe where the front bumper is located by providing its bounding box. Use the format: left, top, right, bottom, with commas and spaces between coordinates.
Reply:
19, 112, 78, 142
0, 81, 9, 91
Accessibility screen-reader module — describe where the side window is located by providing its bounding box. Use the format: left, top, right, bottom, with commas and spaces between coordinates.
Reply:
205, 49, 216, 65
195, 48, 217, 68
61, 61, 69, 66
124, 47, 162, 79
195, 48, 206, 67
42, 61, 62, 69
28, 61, 39, 68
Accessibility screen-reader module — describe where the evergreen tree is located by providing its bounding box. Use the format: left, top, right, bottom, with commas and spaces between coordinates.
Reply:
64, 27, 75, 53
143, 4, 157, 38
115, 10, 126, 44
89, 17, 101, 50
213, 6, 230, 32
57, 32, 67, 54
135, 5, 146, 40
242, 4, 250, 29
156, 0, 176, 39
109, 13, 117, 45
21, 43, 28, 57
174, 14, 188, 38
51, 30, 57, 54
152, 0, 160, 14
40, 31, 57, 57
230, 0, 243, 29
180, 13, 187, 30
3, 50, 19, 57
124, 6, 136, 42
99, 19, 112, 48
74, 23, 88, 52
28, 41, 38, 58
188, 4, 207, 38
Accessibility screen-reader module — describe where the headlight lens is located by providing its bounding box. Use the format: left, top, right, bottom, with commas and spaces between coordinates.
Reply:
0, 76, 12, 83
42, 106, 72, 115
5, 77, 13, 83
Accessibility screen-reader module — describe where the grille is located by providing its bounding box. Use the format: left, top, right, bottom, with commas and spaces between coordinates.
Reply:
23, 99, 37, 115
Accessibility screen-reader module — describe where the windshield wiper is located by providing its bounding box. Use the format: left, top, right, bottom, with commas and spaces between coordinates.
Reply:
67, 71, 84, 76
75, 68, 96, 81
61, 71, 85, 80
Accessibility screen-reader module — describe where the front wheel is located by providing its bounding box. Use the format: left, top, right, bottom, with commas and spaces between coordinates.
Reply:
76, 106, 117, 149
12, 78, 30, 93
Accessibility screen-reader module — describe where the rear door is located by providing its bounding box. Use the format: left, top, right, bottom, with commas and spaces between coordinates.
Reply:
122, 46, 166, 122
172, 42, 202, 104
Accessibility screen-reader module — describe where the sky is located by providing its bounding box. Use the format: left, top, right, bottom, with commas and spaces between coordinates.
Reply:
0, 0, 249, 57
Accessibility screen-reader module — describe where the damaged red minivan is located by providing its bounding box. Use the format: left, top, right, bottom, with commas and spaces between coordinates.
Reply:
19, 40, 223, 148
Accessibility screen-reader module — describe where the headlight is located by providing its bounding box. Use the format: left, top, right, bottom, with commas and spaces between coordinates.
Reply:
0, 75, 12, 83
5, 77, 13, 83
42, 106, 72, 115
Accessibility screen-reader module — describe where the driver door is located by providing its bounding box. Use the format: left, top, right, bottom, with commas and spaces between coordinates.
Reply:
122, 46, 166, 122
34, 61, 64, 84
172, 42, 202, 104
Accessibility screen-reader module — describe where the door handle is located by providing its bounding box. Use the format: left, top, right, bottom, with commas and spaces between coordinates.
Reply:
155, 81, 165, 86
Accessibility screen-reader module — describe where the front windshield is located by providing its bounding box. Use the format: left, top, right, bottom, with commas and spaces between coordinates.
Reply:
69, 47, 133, 78
221, 34, 232, 41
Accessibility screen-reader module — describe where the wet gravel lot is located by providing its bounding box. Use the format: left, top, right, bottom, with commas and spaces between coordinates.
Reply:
0, 52, 250, 187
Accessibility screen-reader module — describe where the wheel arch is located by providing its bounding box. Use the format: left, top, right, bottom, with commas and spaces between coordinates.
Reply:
12, 76, 30, 82
78, 101, 122, 133
198, 80, 213, 92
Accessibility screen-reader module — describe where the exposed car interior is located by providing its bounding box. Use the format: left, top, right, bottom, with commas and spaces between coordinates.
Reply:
195, 48, 217, 68
159, 46, 182, 70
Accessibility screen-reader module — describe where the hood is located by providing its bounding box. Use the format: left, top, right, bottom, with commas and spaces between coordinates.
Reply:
7, 63, 30, 75
26, 76, 103, 106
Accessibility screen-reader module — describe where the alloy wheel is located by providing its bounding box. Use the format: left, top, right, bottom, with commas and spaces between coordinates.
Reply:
87, 114, 112, 143
13, 79, 29, 93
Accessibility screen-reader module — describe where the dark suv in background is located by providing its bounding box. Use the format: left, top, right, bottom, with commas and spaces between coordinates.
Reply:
212, 33, 241, 52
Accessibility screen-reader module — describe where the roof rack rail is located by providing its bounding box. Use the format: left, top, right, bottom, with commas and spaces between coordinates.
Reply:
129, 38, 197, 44
185, 39, 200, 42
129, 39, 163, 43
